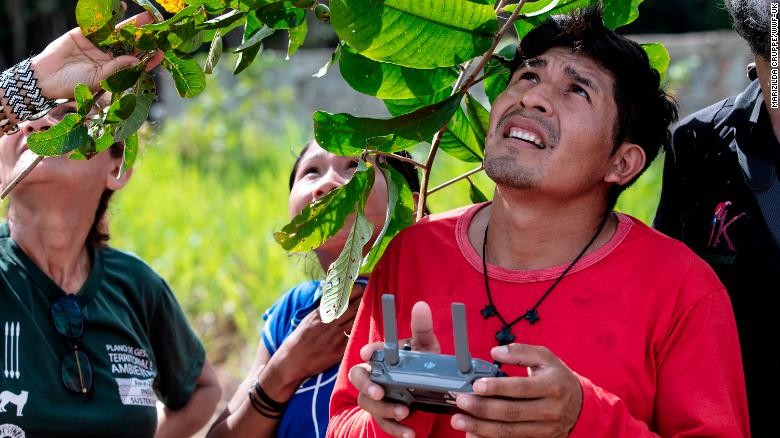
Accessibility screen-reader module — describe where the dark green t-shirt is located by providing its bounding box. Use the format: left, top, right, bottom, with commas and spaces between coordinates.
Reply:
0, 223, 205, 437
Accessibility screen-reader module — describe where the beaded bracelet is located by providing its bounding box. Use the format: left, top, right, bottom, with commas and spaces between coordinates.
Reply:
0, 57, 58, 135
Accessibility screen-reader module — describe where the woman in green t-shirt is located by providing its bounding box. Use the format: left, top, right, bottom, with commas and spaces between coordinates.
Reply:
0, 14, 221, 437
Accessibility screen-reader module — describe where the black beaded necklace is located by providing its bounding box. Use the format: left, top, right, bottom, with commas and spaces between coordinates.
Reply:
481, 212, 611, 345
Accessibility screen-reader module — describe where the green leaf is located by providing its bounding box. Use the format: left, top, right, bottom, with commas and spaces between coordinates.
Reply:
200, 9, 247, 30
361, 163, 414, 272
315, 92, 463, 155
159, 20, 198, 51
115, 72, 156, 142
338, 43, 459, 100
466, 93, 490, 146
204, 30, 223, 74
440, 107, 483, 162
95, 127, 115, 153
468, 178, 488, 203
74, 84, 93, 117
330, 0, 498, 69
192, 0, 229, 13
100, 64, 143, 93
286, 20, 307, 60
105, 94, 137, 123
163, 51, 206, 98
319, 207, 373, 323
514, 0, 596, 38
483, 45, 515, 104
76, 0, 122, 43
602, 0, 644, 30
274, 163, 376, 252
235, 26, 274, 52
642, 42, 670, 82
384, 87, 452, 116
131, 0, 164, 22
234, 12, 263, 74
256, 1, 306, 29
27, 114, 90, 156
121, 132, 139, 175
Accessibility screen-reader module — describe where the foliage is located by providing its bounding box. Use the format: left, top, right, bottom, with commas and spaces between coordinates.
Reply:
36, 0, 670, 322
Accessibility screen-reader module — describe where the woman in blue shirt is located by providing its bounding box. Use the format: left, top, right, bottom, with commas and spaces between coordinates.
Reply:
209, 140, 421, 437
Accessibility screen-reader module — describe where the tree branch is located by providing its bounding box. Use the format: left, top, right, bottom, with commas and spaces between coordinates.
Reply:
427, 165, 484, 196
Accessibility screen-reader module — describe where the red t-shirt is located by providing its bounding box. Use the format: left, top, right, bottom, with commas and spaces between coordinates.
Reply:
328, 204, 749, 437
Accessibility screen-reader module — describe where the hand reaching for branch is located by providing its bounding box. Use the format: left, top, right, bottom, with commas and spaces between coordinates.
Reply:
31, 12, 164, 99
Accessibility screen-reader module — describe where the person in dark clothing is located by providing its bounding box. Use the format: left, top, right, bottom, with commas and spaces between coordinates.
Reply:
654, 0, 780, 434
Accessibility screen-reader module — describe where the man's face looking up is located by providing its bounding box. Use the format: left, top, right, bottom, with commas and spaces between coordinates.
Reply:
485, 47, 623, 201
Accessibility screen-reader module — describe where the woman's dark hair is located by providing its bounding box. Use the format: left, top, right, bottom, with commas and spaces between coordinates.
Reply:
288, 140, 422, 193
512, 6, 679, 208
726, 0, 770, 59
87, 143, 124, 249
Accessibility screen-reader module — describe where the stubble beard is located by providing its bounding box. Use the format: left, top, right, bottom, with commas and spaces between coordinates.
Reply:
484, 153, 539, 190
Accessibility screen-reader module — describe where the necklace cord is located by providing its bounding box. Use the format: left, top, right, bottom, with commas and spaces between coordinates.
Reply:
482, 211, 611, 333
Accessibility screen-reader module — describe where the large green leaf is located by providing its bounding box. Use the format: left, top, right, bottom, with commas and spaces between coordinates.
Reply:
163, 51, 206, 98
602, 0, 644, 30
384, 87, 452, 116
338, 43, 458, 100
361, 163, 415, 272
319, 208, 373, 323
642, 42, 670, 82
440, 107, 483, 162
27, 114, 90, 156
274, 163, 375, 252
74, 84, 93, 117
76, 0, 121, 43
514, 0, 596, 38
314, 92, 463, 156
115, 72, 156, 142
330, 0, 498, 69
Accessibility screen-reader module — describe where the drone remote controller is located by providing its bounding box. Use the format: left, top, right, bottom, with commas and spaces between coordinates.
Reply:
369, 294, 506, 413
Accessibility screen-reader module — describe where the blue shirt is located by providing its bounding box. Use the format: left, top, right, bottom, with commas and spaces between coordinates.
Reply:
260, 281, 334, 438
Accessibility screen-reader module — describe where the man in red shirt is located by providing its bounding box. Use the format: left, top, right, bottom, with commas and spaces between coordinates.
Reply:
328, 7, 749, 438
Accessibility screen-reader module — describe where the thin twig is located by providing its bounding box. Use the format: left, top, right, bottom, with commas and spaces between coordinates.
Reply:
1, 155, 43, 199
369, 150, 428, 170
427, 165, 484, 196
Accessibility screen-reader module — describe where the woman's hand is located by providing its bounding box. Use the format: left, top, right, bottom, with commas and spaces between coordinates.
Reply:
262, 286, 365, 400
31, 12, 163, 99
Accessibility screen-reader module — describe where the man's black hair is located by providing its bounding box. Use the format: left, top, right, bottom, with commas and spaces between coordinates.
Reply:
726, 0, 771, 59
512, 6, 678, 207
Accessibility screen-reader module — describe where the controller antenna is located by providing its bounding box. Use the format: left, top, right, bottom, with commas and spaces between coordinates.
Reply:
382, 294, 400, 366
452, 303, 473, 374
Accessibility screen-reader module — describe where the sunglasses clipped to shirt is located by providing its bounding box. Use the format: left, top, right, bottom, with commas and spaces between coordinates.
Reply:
51, 295, 93, 399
